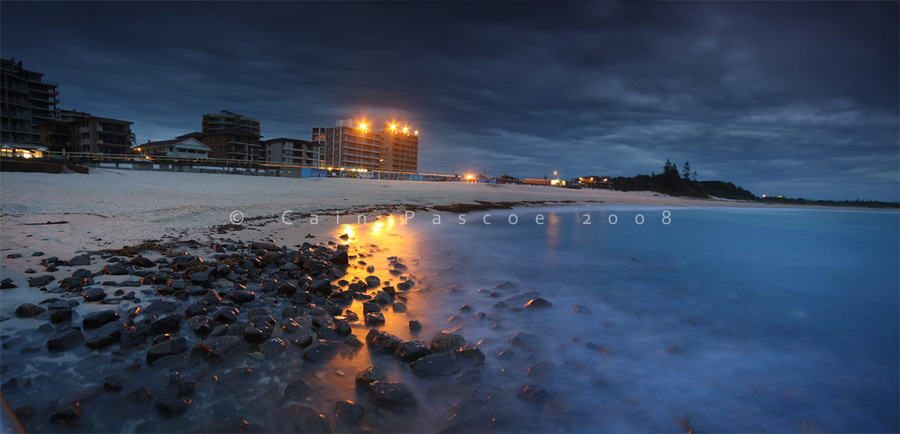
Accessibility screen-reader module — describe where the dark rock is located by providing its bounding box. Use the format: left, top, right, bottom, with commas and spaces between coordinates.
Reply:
170, 376, 196, 397
230, 290, 256, 304
392, 301, 407, 312
150, 315, 182, 335
373, 291, 392, 304
155, 394, 191, 417
367, 381, 417, 408
6, 253, 22, 259
50, 308, 73, 324
243, 326, 267, 345
524, 298, 553, 309
189, 271, 209, 285
334, 400, 364, 424
364, 275, 381, 288
517, 384, 548, 404
251, 241, 280, 251
261, 337, 287, 358
127, 256, 155, 268
15, 303, 45, 318
143, 299, 177, 317
395, 340, 431, 362
285, 379, 311, 400
411, 352, 461, 376
83, 310, 120, 328
430, 332, 465, 352
409, 320, 422, 333
296, 414, 333, 433
124, 386, 153, 405
187, 315, 212, 336
184, 303, 210, 319
103, 264, 129, 275
276, 282, 297, 297
47, 328, 85, 351
193, 335, 248, 363
318, 327, 339, 342
0, 278, 16, 289
27, 275, 54, 287
213, 308, 238, 324
103, 375, 124, 392
59, 276, 88, 290
302, 341, 339, 363
310, 278, 332, 297
355, 366, 386, 387
362, 300, 380, 314
85, 334, 117, 349
511, 332, 540, 351
364, 312, 385, 324
50, 402, 82, 425
329, 250, 349, 266
365, 329, 403, 353
147, 337, 189, 364
455, 344, 486, 366
68, 255, 91, 266
81, 287, 106, 302
14, 405, 35, 421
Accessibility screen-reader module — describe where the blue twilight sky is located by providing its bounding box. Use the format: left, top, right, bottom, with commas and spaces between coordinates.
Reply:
2, 1, 897, 201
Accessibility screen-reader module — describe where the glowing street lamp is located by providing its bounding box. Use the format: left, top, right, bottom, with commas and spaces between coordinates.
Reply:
359, 122, 367, 132
389, 124, 397, 131
402, 127, 408, 133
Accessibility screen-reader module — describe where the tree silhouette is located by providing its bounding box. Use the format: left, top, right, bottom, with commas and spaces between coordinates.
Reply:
683, 162, 691, 180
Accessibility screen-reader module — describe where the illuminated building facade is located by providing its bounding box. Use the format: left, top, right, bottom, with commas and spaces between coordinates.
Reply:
312, 119, 419, 172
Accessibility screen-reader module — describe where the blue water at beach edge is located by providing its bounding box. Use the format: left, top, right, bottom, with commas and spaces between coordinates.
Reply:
390, 206, 899, 433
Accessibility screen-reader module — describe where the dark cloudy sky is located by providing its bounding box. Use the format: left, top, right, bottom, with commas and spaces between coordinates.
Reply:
2, 1, 897, 201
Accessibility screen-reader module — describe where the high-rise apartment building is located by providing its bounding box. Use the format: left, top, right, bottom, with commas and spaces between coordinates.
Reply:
1, 58, 59, 144
262, 138, 320, 166
312, 119, 419, 172
200, 111, 262, 160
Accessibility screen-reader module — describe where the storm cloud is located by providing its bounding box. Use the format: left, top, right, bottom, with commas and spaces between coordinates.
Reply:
2, 1, 897, 200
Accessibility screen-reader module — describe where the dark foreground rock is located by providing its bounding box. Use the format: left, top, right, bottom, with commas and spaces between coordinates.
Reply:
296, 414, 333, 433
82, 310, 120, 328
411, 352, 461, 377
192, 336, 248, 363
367, 381, 417, 408
155, 394, 191, 417
334, 400, 364, 424
47, 328, 85, 352
15, 303, 45, 318
430, 332, 465, 352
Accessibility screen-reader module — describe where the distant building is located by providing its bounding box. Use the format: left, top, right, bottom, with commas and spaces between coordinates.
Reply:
37, 111, 133, 154
200, 111, 262, 160
262, 138, 319, 166
312, 119, 419, 172
1, 58, 59, 144
133, 137, 210, 159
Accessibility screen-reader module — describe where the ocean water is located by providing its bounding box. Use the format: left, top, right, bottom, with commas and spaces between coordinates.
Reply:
341, 205, 899, 433
2, 205, 896, 433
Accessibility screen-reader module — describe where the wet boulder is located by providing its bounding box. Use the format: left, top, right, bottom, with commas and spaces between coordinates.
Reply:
193, 335, 249, 364
455, 344, 486, 366
517, 384, 548, 404
81, 287, 107, 302
411, 352, 461, 377
82, 310, 120, 328
355, 366, 386, 388
394, 340, 431, 362
155, 394, 191, 417
367, 381, 417, 408
284, 379, 311, 400
524, 298, 553, 309
296, 414, 333, 434
147, 336, 189, 364
430, 332, 465, 352
27, 275, 54, 287
47, 327, 85, 351
15, 303, 45, 318
365, 329, 403, 353
334, 400, 364, 425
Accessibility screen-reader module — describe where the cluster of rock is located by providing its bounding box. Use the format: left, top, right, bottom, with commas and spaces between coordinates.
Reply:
5, 239, 431, 431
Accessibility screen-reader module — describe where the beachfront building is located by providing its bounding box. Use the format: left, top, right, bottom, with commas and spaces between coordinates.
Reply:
1, 58, 59, 145
262, 138, 319, 166
133, 137, 211, 159
37, 112, 134, 154
200, 110, 262, 161
312, 119, 419, 172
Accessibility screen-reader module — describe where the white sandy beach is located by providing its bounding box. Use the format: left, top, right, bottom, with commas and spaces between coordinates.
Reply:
0, 168, 759, 256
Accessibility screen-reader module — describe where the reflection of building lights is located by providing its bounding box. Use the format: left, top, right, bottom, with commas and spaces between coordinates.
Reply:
343, 225, 354, 239
372, 222, 384, 234
388, 216, 395, 227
